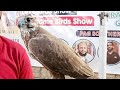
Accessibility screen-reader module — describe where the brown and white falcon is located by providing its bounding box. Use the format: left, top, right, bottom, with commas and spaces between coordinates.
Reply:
19, 15, 98, 79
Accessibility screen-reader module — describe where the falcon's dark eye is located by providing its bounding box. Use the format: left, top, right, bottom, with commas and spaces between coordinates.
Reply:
26, 18, 30, 22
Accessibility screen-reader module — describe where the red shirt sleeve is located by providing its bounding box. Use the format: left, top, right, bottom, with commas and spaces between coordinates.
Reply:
19, 50, 34, 79
0, 36, 34, 79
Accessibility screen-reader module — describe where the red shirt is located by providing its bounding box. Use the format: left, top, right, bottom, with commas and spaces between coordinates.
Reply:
0, 36, 34, 79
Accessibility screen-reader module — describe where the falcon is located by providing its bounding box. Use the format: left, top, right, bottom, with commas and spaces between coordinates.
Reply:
19, 15, 98, 79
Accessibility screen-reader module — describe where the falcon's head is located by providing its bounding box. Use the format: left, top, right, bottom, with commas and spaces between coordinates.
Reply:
24, 15, 38, 28
18, 15, 52, 49
18, 15, 39, 48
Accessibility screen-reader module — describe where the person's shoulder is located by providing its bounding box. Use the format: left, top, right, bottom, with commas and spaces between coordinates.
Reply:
0, 36, 25, 51
87, 53, 93, 57
114, 52, 119, 55
86, 53, 93, 59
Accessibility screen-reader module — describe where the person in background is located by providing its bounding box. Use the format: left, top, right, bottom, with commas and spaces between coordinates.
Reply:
107, 41, 120, 64
77, 42, 93, 63
0, 11, 34, 79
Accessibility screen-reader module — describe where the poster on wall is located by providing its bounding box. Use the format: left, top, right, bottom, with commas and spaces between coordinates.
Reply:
8, 11, 120, 74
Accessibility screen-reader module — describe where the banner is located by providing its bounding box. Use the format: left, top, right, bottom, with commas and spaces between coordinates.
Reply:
6, 11, 120, 74
34, 16, 94, 26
